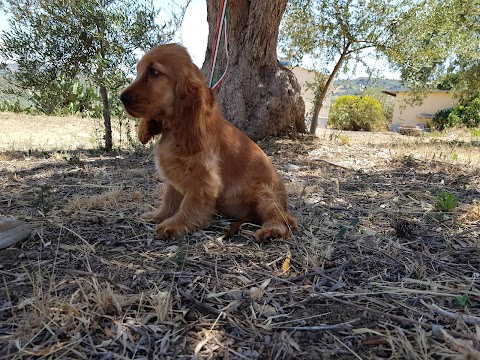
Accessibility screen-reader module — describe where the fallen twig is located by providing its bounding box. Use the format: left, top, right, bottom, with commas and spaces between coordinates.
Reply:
430, 303, 480, 326
66, 269, 129, 292
311, 292, 479, 344
312, 158, 354, 171
177, 288, 252, 337
279, 324, 353, 331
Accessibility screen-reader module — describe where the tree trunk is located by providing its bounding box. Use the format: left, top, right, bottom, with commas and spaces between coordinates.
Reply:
309, 50, 348, 134
99, 83, 113, 151
202, 0, 305, 140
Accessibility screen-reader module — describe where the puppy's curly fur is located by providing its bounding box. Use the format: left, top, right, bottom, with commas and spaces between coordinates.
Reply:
120, 44, 296, 241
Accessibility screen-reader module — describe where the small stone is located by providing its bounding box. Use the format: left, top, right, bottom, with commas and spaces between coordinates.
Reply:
224, 290, 243, 300
287, 163, 300, 171
249, 287, 264, 302
0, 217, 31, 250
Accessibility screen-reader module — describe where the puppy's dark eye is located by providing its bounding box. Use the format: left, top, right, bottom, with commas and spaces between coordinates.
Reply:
148, 68, 159, 76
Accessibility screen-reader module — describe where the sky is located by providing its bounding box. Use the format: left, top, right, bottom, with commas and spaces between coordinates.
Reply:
0, 10, 8, 33
177, 0, 209, 67
177, 0, 399, 79
0, 0, 399, 79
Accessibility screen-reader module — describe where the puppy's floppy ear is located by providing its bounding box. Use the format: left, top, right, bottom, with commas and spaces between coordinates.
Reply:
173, 67, 207, 154
138, 118, 163, 144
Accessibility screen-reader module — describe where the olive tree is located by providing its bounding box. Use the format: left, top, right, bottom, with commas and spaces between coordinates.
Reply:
201, 0, 305, 140
1, 0, 185, 150
280, 0, 415, 134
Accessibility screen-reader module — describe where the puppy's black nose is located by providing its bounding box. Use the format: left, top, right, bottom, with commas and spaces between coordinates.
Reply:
120, 92, 131, 105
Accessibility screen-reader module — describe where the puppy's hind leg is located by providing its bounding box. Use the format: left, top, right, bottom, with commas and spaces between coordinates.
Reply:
254, 184, 297, 242
142, 183, 183, 224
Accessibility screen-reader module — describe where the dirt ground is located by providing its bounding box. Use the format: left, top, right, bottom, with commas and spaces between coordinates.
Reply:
1, 115, 479, 359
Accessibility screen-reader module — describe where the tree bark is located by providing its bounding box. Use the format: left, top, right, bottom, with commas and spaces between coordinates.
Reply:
202, 0, 305, 140
309, 50, 348, 134
99, 83, 113, 151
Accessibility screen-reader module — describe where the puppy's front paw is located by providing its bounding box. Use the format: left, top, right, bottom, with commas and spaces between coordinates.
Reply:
255, 223, 289, 243
155, 219, 190, 238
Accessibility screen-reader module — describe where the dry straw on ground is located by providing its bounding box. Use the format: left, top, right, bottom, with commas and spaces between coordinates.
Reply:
1, 118, 479, 359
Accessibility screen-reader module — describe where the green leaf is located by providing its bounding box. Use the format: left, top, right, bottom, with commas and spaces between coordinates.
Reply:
435, 191, 459, 212
454, 294, 472, 307
335, 217, 360, 239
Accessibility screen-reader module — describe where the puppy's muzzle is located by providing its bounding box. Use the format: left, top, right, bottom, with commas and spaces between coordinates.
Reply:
120, 92, 132, 106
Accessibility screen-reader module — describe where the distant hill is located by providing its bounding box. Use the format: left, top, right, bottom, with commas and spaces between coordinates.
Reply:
333, 77, 404, 98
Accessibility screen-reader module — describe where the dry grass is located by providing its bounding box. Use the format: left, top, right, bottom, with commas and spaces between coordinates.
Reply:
0, 114, 479, 359
0, 112, 137, 151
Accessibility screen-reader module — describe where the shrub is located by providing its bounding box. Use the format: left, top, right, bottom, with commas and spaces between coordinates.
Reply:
432, 108, 453, 130
432, 97, 480, 130
450, 97, 480, 128
30, 77, 104, 117
328, 95, 387, 131
361, 88, 395, 122
1, 75, 126, 119
0, 99, 32, 113
435, 191, 459, 212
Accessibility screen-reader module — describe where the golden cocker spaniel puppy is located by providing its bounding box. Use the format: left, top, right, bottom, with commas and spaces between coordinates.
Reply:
120, 43, 297, 241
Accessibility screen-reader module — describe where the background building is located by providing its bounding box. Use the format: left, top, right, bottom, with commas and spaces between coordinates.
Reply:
290, 66, 333, 129
383, 90, 457, 130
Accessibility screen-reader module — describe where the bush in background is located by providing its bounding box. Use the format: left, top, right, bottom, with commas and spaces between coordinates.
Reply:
361, 88, 395, 123
449, 97, 480, 128
328, 95, 388, 131
432, 96, 480, 130
0, 73, 126, 119
0, 99, 36, 114
431, 108, 453, 130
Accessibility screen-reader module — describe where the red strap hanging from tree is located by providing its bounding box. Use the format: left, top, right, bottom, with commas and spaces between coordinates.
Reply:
208, 0, 229, 90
